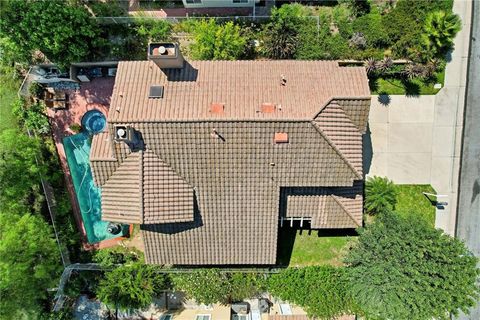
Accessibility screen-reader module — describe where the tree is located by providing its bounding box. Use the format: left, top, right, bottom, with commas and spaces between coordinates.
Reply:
0, 213, 61, 319
12, 99, 51, 135
171, 269, 265, 305
0, 129, 45, 214
364, 176, 397, 215
190, 19, 246, 60
345, 212, 480, 320
422, 10, 462, 58
0, 0, 102, 67
262, 4, 306, 59
268, 266, 358, 319
96, 263, 169, 313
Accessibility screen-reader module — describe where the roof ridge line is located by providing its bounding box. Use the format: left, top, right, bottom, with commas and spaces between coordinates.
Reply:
139, 150, 145, 224
330, 194, 361, 227
310, 121, 363, 180
312, 96, 370, 120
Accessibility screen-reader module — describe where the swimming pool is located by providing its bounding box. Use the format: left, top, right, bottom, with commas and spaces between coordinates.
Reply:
63, 131, 129, 243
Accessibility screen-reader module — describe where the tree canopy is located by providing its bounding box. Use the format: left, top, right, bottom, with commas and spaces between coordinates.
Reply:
345, 212, 479, 320
0, 129, 45, 214
423, 10, 462, 58
0, 212, 61, 319
0, 0, 102, 67
96, 263, 169, 311
171, 269, 266, 305
190, 19, 247, 60
268, 266, 358, 319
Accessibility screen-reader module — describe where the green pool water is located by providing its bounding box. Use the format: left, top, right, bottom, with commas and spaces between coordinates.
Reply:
63, 132, 129, 243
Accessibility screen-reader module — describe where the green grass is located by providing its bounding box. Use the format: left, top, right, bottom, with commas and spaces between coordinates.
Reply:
394, 184, 436, 227
277, 228, 354, 267
371, 70, 445, 96
0, 71, 20, 132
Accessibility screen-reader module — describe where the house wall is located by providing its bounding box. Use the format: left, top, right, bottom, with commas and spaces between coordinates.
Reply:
182, 0, 257, 9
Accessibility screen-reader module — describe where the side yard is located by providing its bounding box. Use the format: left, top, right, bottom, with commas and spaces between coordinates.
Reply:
279, 184, 436, 267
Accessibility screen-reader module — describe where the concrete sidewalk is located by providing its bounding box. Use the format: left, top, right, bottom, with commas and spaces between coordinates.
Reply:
366, 0, 472, 236
432, 0, 472, 236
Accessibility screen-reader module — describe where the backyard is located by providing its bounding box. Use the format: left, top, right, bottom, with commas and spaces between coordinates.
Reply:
279, 184, 437, 267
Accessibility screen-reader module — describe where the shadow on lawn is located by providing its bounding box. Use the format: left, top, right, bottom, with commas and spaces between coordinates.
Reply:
276, 226, 357, 267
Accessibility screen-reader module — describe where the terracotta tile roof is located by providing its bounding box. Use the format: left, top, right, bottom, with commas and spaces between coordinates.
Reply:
101, 151, 142, 224
91, 59, 370, 265
108, 60, 369, 122
142, 150, 194, 224
280, 181, 363, 229
314, 104, 363, 175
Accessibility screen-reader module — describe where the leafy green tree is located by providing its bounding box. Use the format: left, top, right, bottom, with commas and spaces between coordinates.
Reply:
0, 213, 61, 319
96, 263, 169, 312
364, 176, 397, 215
12, 99, 50, 135
268, 266, 358, 319
190, 19, 246, 60
0, 129, 45, 214
262, 4, 306, 59
171, 269, 265, 304
135, 19, 172, 43
422, 10, 461, 58
345, 212, 480, 320
0, 0, 102, 67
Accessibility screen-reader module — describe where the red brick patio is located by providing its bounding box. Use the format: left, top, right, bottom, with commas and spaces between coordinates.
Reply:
47, 77, 132, 250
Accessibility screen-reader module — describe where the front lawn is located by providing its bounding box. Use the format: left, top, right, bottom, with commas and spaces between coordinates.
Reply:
394, 184, 436, 227
277, 228, 355, 267
370, 70, 445, 95
0, 72, 20, 132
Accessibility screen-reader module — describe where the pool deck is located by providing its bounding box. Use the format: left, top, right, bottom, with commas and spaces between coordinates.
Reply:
47, 77, 134, 250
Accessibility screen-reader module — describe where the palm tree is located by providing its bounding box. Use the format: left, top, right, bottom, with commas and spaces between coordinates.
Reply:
377, 57, 393, 75
364, 176, 397, 215
423, 11, 461, 57
403, 62, 426, 80
364, 58, 378, 75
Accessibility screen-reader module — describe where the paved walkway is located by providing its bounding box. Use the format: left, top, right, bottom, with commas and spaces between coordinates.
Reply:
432, 0, 472, 236
367, 0, 472, 236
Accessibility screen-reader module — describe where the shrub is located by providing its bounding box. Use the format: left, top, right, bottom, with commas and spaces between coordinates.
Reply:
190, 19, 246, 60
28, 82, 44, 99
422, 10, 461, 59
12, 99, 50, 135
135, 19, 172, 43
345, 212, 480, 319
268, 266, 359, 319
364, 176, 397, 215
96, 263, 169, 311
171, 269, 266, 305
70, 123, 82, 133
352, 10, 389, 48
93, 246, 144, 268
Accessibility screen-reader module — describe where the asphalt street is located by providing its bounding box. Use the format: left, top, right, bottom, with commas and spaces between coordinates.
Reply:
455, 1, 480, 319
